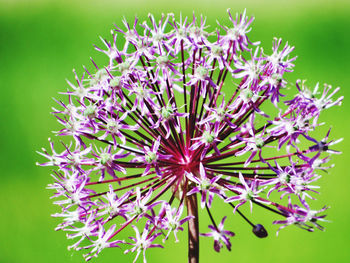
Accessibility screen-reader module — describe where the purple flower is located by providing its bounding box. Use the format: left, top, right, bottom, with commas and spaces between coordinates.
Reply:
66, 212, 101, 250
124, 225, 163, 263
97, 184, 131, 220
39, 9, 342, 263
273, 197, 329, 235
158, 203, 193, 242
225, 173, 269, 212
79, 224, 123, 261
186, 163, 224, 208
92, 146, 129, 181
200, 216, 235, 252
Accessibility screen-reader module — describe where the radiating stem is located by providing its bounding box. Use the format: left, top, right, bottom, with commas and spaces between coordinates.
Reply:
187, 193, 199, 263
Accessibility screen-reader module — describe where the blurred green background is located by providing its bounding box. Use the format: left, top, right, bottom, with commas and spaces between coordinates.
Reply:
1, 0, 349, 262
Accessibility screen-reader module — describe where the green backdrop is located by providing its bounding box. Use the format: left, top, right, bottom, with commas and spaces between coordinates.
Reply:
1, 0, 349, 262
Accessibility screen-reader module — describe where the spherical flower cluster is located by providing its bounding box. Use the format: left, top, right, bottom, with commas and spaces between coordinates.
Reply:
38, 9, 343, 262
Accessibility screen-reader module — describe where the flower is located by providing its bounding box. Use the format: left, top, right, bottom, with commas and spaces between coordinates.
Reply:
124, 225, 163, 263
200, 216, 235, 252
225, 173, 268, 213
39, 9, 342, 262
158, 203, 193, 242
79, 224, 123, 261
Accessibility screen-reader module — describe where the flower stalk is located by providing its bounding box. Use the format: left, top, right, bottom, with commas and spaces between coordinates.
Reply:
187, 194, 199, 263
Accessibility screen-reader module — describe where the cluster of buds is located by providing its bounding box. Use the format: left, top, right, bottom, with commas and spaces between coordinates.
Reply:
38, 9, 343, 262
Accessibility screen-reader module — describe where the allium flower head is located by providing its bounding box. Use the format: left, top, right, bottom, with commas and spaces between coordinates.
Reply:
39, 9, 343, 262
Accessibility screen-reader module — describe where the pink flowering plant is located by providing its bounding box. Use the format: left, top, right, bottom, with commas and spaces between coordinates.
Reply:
38, 9, 343, 262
